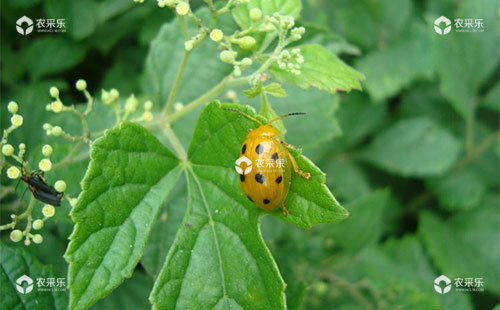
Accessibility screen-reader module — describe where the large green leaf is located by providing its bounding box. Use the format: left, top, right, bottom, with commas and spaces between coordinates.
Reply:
150, 102, 348, 308
65, 122, 182, 310
356, 23, 433, 102
419, 194, 500, 294
431, 0, 499, 118
360, 117, 462, 177
0, 244, 68, 310
270, 44, 364, 94
481, 82, 500, 112
232, 0, 302, 29
25, 38, 86, 80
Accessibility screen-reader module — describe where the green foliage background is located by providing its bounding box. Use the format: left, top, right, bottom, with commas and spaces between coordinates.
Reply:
1, 0, 499, 309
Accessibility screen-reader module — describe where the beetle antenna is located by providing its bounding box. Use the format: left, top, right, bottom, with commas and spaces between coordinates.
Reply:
21, 186, 29, 201
223, 107, 264, 125
268, 112, 306, 124
14, 178, 22, 195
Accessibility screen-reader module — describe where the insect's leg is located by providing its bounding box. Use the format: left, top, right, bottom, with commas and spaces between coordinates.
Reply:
281, 141, 311, 179
281, 201, 289, 216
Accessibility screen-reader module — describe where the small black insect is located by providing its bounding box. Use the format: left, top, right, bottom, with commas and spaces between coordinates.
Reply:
20, 170, 63, 206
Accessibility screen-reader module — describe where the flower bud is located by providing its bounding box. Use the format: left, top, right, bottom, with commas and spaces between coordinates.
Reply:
2, 144, 14, 156
54, 180, 67, 192
176, 2, 190, 15
51, 126, 62, 136
10, 230, 23, 242
76, 79, 87, 91
125, 95, 139, 113
241, 57, 252, 66
238, 36, 256, 50
144, 101, 153, 111
33, 219, 44, 230
174, 103, 184, 111
209, 29, 224, 42
49, 87, 59, 98
143, 111, 153, 121
7, 101, 18, 114
7, 166, 20, 179
184, 40, 194, 51
51, 100, 63, 113
42, 144, 53, 157
11, 114, 23, 127
39, 158, 52, 172
220, 50, 235, 64
42, 205, 55, 217
249, 8, 262, 21
32, 234, 43, 244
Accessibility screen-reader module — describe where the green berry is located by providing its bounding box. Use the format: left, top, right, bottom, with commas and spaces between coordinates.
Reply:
241, 57, 253, 66
7, 101, 19, 114
51, 126, 62, 136
249, 8, 262, 21
54, 180, 67, 192
32, 234, 43, 244
42, 144, 53, 157
2, 144, 14, 156
49, 87, 59, 98
76, 79, 87, 91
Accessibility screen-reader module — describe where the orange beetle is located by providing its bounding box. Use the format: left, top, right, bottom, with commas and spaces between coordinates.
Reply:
226, 108, 311, 215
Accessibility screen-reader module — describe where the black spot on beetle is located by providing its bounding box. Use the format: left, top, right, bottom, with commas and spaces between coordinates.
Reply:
240, 174, 245, 182
241, 144, 246, 154
272, 153, 279, 160
247, 195, 253, 202
276, 176, 282, 184
263, 199, 270, 204
255, 144, 264, 154
255, 173, 265, 184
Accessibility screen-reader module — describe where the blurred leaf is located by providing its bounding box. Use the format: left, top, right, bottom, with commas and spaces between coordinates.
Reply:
270, 44, 364, 94
232, 0, 302, 29
481, 82, 500, 112
360, 117, 461, 177
0, 244, 68, 310
427, 167, 487, 210
44, 0, 99, 40
356, 23, 433, 101
141, 178, 186, 277
419, 195, 500, 294
65, 123, 182, 310
355, 236, 472, 309
294, 23, 361, 56
432, 0, 499, 118
259, 91, 287, 135
331, 189, 389, 252
323, 157, 372, 203
91, 270, 152, 310
331, 92, 387, 150
150, 102, 348, 308
25, 38, 86, 80
264, 82, 287, 97
328, 0, 413, 50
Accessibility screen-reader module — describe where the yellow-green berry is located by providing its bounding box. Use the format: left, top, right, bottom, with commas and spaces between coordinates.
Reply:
210, 29, 224, 42
32, 234, 43, 244
249, 8, 262, 21
143, 111, 153, 121
7, 167, 20, 179
11, 114, 23, 127
33, 219, 44, 230
10, 230, 23, 242
238, 36, 256, 50
54, 180, 66, 192
220, 50, 235, 64
2, 144, 15, 156
49, 87, 59, 98
51, 126, 62, 136
76, 79, 87, 91
51, 100, 63, 113
39, 158, 52, 172
42, 205, 55, 217
176, 2, 189, 15
42, 144, 53, 157
8, 101, 19, 114
144, 101, 153, 111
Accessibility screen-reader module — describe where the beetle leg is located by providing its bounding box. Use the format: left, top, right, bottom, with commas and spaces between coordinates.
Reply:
281, 141, 311, 179
282, 201, 289, 216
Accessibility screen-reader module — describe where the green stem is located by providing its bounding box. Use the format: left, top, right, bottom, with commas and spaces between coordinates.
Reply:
52, 141, 85, 170
0, 198, 35, 231
456, 129, 500, 170
164, 50, 191, 116
162, 124, 187, 161
167, 76, 249, 123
